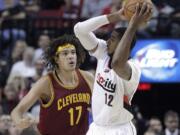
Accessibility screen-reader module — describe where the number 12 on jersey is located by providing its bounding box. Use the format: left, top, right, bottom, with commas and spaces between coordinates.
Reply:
105, 93, 114, 107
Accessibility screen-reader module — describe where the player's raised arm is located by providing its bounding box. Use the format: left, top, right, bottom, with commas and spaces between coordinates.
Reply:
74, 9, 124, 53
111, 3, 152, 80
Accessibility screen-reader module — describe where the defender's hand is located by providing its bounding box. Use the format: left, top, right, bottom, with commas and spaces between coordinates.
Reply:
14, 116, 35, 129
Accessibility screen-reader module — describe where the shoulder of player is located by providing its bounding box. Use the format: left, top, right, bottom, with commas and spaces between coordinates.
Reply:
36, 74, 50, 84
79, 69, 94, 92
128, 59, 141, 72
78, 69, 94, 92
32, 74, 52, 94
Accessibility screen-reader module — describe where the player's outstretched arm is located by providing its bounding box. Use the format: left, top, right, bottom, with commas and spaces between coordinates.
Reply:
111, 3, 152, 80
74, 9, 124, 53
11, 76, 50, 129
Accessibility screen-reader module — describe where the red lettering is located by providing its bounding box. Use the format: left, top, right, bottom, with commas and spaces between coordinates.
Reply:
97, 73, 105, 84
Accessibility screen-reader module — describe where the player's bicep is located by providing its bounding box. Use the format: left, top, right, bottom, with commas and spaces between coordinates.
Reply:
79, 70, 94, 93
16, 89, 39, 113
86, 72, 95, 93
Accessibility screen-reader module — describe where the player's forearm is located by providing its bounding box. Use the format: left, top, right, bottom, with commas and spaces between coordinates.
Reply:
74, 13, 122, 51
112, 25, 137, 66
11, 106, 24, 124
74, 15, 110, 50
74, 15, 109, 34
74, 12, 122, 34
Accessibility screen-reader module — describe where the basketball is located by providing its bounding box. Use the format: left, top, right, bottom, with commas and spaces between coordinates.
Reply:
123, 0, 153, 21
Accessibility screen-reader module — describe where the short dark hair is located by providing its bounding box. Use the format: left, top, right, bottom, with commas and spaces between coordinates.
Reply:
43, 34, 86, 70
114, 27, 136, 51
164, 110, 179, 121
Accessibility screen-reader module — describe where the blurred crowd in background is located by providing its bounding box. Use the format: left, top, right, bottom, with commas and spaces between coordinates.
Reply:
0, 0, 180, 135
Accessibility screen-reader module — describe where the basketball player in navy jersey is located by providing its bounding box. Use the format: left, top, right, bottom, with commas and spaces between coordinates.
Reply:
74, 3, 152, 135
11, 35, 94, 135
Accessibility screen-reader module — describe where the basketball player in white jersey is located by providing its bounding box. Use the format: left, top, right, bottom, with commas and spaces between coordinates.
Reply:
74, 3, 152, 135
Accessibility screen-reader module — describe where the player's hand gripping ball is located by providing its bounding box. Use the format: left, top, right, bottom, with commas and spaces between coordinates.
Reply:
123, 0, 153, 21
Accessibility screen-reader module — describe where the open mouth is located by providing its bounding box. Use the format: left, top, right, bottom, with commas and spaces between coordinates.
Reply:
69, 61, 75, 65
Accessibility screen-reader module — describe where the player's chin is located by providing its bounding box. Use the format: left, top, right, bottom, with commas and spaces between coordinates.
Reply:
67, 65, 76, 71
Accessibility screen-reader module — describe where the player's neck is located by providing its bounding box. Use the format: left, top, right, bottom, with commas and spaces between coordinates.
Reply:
55, 69, 78, 85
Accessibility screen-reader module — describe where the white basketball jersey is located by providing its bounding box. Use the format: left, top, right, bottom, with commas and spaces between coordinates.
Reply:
91, 39, 141, 126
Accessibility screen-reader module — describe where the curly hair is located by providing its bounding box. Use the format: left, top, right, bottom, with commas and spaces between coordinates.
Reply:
43, 34, 86, 70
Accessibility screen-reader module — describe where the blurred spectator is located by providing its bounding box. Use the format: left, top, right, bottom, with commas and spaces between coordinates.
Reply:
1, 83, 19, 114
40, 0, 65, 10
81, 0, 111, 18
33, 58, 46, 82
102, 0, 122, 14
0, 0, 20, 11
168, 8, 180, 38
154, 2, 174, 38
0, 0, 26, 27
160, 110, 180, 135
132, 105, 147, 135
144, 131, 156, 135
0, 59, 8, 90
0, 0, 27, 27
34, 34, 50, 62
16, 76, 30, 100
137, 4, 159, 38
20, 0, 40, 14
30, 103, 40, 117
30, 103, 40, 125
11, 40, 27, 64
0, 105, 3, 115
0, 115, 11, 135
8, 124, 22, 135
18, 58, 47, 99
0, 0, 26, 54
146, 117, 163, 135
7, 47, 36, 84
20, 127, 37, 135
158, 3, 174, 16
0, 114, 23, 135
100, 0, 127, 33
63, 0, 82, 19
166, 0, 180, 9
11, 76, 26, 94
